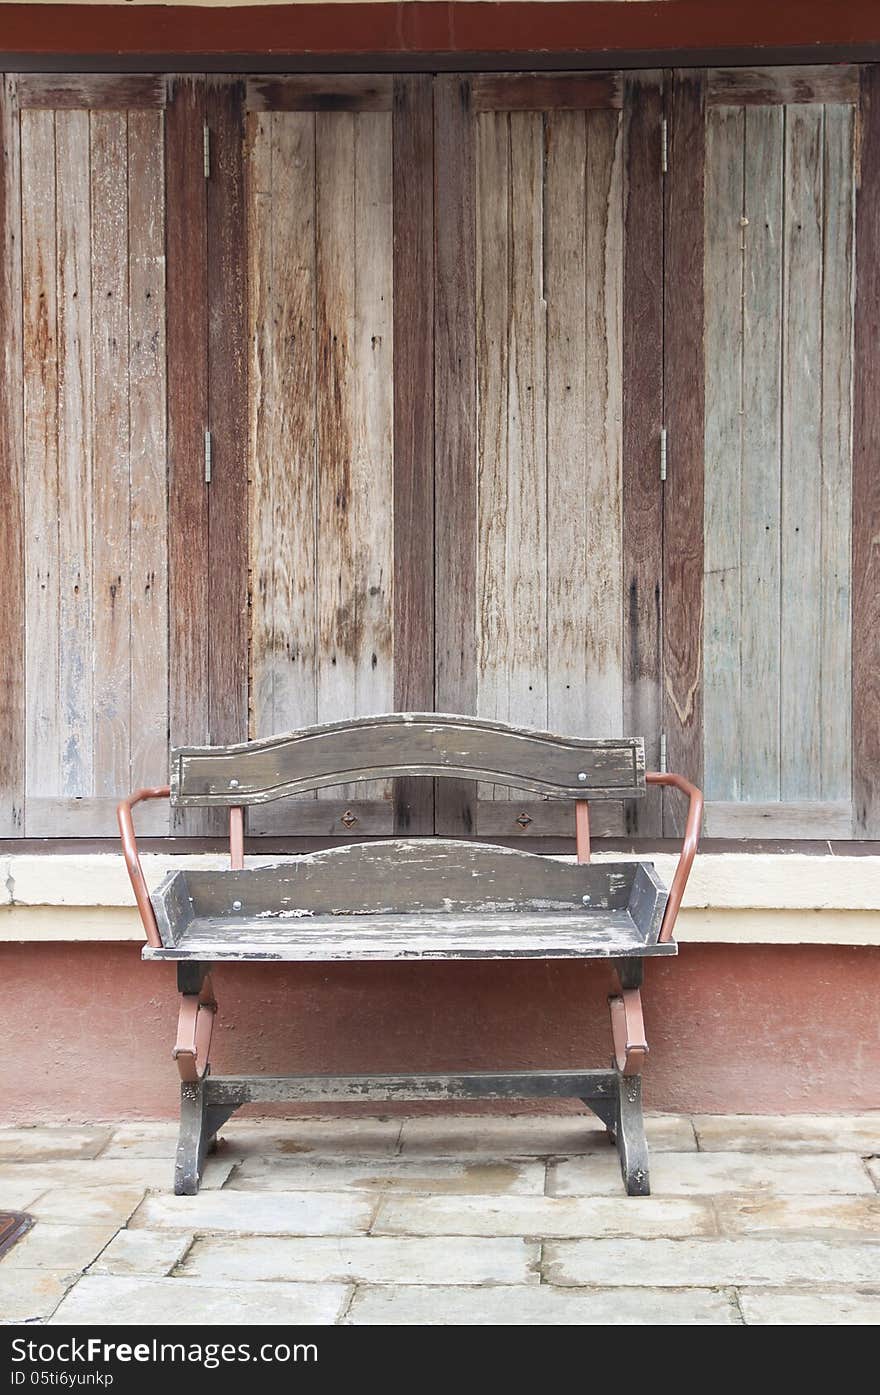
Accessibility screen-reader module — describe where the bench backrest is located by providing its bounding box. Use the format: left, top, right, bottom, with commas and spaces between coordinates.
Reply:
170, 713, 646, 807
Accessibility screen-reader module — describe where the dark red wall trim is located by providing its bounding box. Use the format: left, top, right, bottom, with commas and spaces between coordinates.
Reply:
0, 2, 879, 62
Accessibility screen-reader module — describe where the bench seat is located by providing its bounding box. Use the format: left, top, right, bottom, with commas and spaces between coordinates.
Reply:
144, 908, 678, 962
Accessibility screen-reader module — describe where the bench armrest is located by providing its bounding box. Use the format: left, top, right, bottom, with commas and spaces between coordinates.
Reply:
645, 771, 703, 943
117, 787, 171, 948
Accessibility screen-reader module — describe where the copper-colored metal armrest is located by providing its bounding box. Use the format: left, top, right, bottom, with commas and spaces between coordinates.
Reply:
116, 787, 171, 948
645, 771, 703, 943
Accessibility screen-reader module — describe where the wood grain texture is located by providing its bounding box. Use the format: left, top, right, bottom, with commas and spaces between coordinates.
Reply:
0, 77, 24, 833
55, 109, 94, 800
246, 75, 393, 113
819, 104, 854, 803
472, 72, 622, 112
780, 103, 824, 801
621, 73, 663, 834
707, 66, 859, 108
247, 109, 318, 746
853, 65, 880, 835
201, 1071, 639, 1106
662, 72, 704, 835
166, 76, 211, 833
434, 76, 477, 835
207, 79, 248, 748
91, 110, 131, 803
703, 104, 744, 804
172, 714, 646, 804
740, 103, 783, 801
703, 800, 854, 839
17, 74, 166, 110
128, 108, 168, 801
21, 109, 59, 803
392, 76, 434, 833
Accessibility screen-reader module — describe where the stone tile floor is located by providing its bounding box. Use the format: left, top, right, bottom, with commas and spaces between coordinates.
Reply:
0, 1113, 878, 1325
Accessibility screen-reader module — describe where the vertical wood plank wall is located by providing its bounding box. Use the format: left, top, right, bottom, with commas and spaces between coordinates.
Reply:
10, 78, 169, 836
245, 80, 397, 834
701, 73, 856, 837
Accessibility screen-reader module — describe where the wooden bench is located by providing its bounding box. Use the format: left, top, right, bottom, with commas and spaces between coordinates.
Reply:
117, 713, 702, 1195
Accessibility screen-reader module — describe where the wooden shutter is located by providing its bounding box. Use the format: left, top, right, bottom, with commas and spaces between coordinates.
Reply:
689, 65, 859, 837
0, 75, 170, 836
244, 76, 433, 836
435, 72, 665, 838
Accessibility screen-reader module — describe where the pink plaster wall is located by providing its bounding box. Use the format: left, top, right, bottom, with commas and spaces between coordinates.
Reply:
2, 942, 878, 1121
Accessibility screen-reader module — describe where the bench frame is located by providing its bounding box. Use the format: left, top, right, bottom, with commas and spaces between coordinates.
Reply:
117, 714, 702, 1195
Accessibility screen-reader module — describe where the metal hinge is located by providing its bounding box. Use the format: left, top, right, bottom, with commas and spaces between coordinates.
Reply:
660, 426, 667, 482
661, 117, 668, 175
659, 733, 668, 774
203, 122, 211, 179
204, 430, 212, 483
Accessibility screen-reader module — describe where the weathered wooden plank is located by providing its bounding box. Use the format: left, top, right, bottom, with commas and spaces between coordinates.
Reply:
128, 108, 169, 808
819, 104, 854, 803
740, 103, 783, 802
262, 110, 317, 744
584, 110, 624, 748
202, 1071, 630, 1105
246, 75, 392, 113
21, 109, 59, 808
434, 76, 477, 835
24, 795, 169, 838
247, 800, 394, 837
853, 67, 880, 835
622, 73, 664, 832
17, 74, 166, 110
703, 801, 854, 839
207, 79, 248, 749
707, 66, 859, 108
246, 110, 277, 741
392, 76, 434, 834
0, 77, 24, 834
166, 77, 210, 832
91, 110, 131, 804
545, 111, 587, 745
351, 110, 394, 732
663, 74, 704, 834
315, 112, 358, 746
172, 715, 646, 804
506, 111, 547, 752
55, 110, 94, 801
472, 72, 622, 112
703, 104, 744, 802
475, 799, 624, 839
780, 104, 824, 801
475, 110, 510, 803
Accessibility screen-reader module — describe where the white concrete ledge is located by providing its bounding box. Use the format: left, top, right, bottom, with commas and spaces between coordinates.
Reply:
0, 852, 878, 945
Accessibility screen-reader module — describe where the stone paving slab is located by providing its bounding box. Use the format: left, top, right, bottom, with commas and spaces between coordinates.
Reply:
549, 1151, 875, 1197
398, 1113, 695, 1156
372, 1194, 716, 1239
0, 1176, 50, 1211
180, 1235, 540, 1285
131, 1190, 375, 1236
344, 1283, 742, 1325
0, 1271, 72, 1324
693, 1114, 880, 1154
48, 1275, 349, 1326
90, 1229, 193, 1277
27, 1186, 150, 1228
0, 1222, 117, 1278
737, 1289, 880, 1325
229, 1157, 546, 1195
544, 1239, 880, 1288
103, 1118, 403, 1161
0, 1128, 112, 1162
0, 1157, 233, 1194
866, 1158, 880, 1191
716, 1195, 880, 1238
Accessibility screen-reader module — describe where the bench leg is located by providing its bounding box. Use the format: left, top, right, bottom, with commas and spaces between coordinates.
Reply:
613, 1074, 650, 1195
174, 1080, 236, 1196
